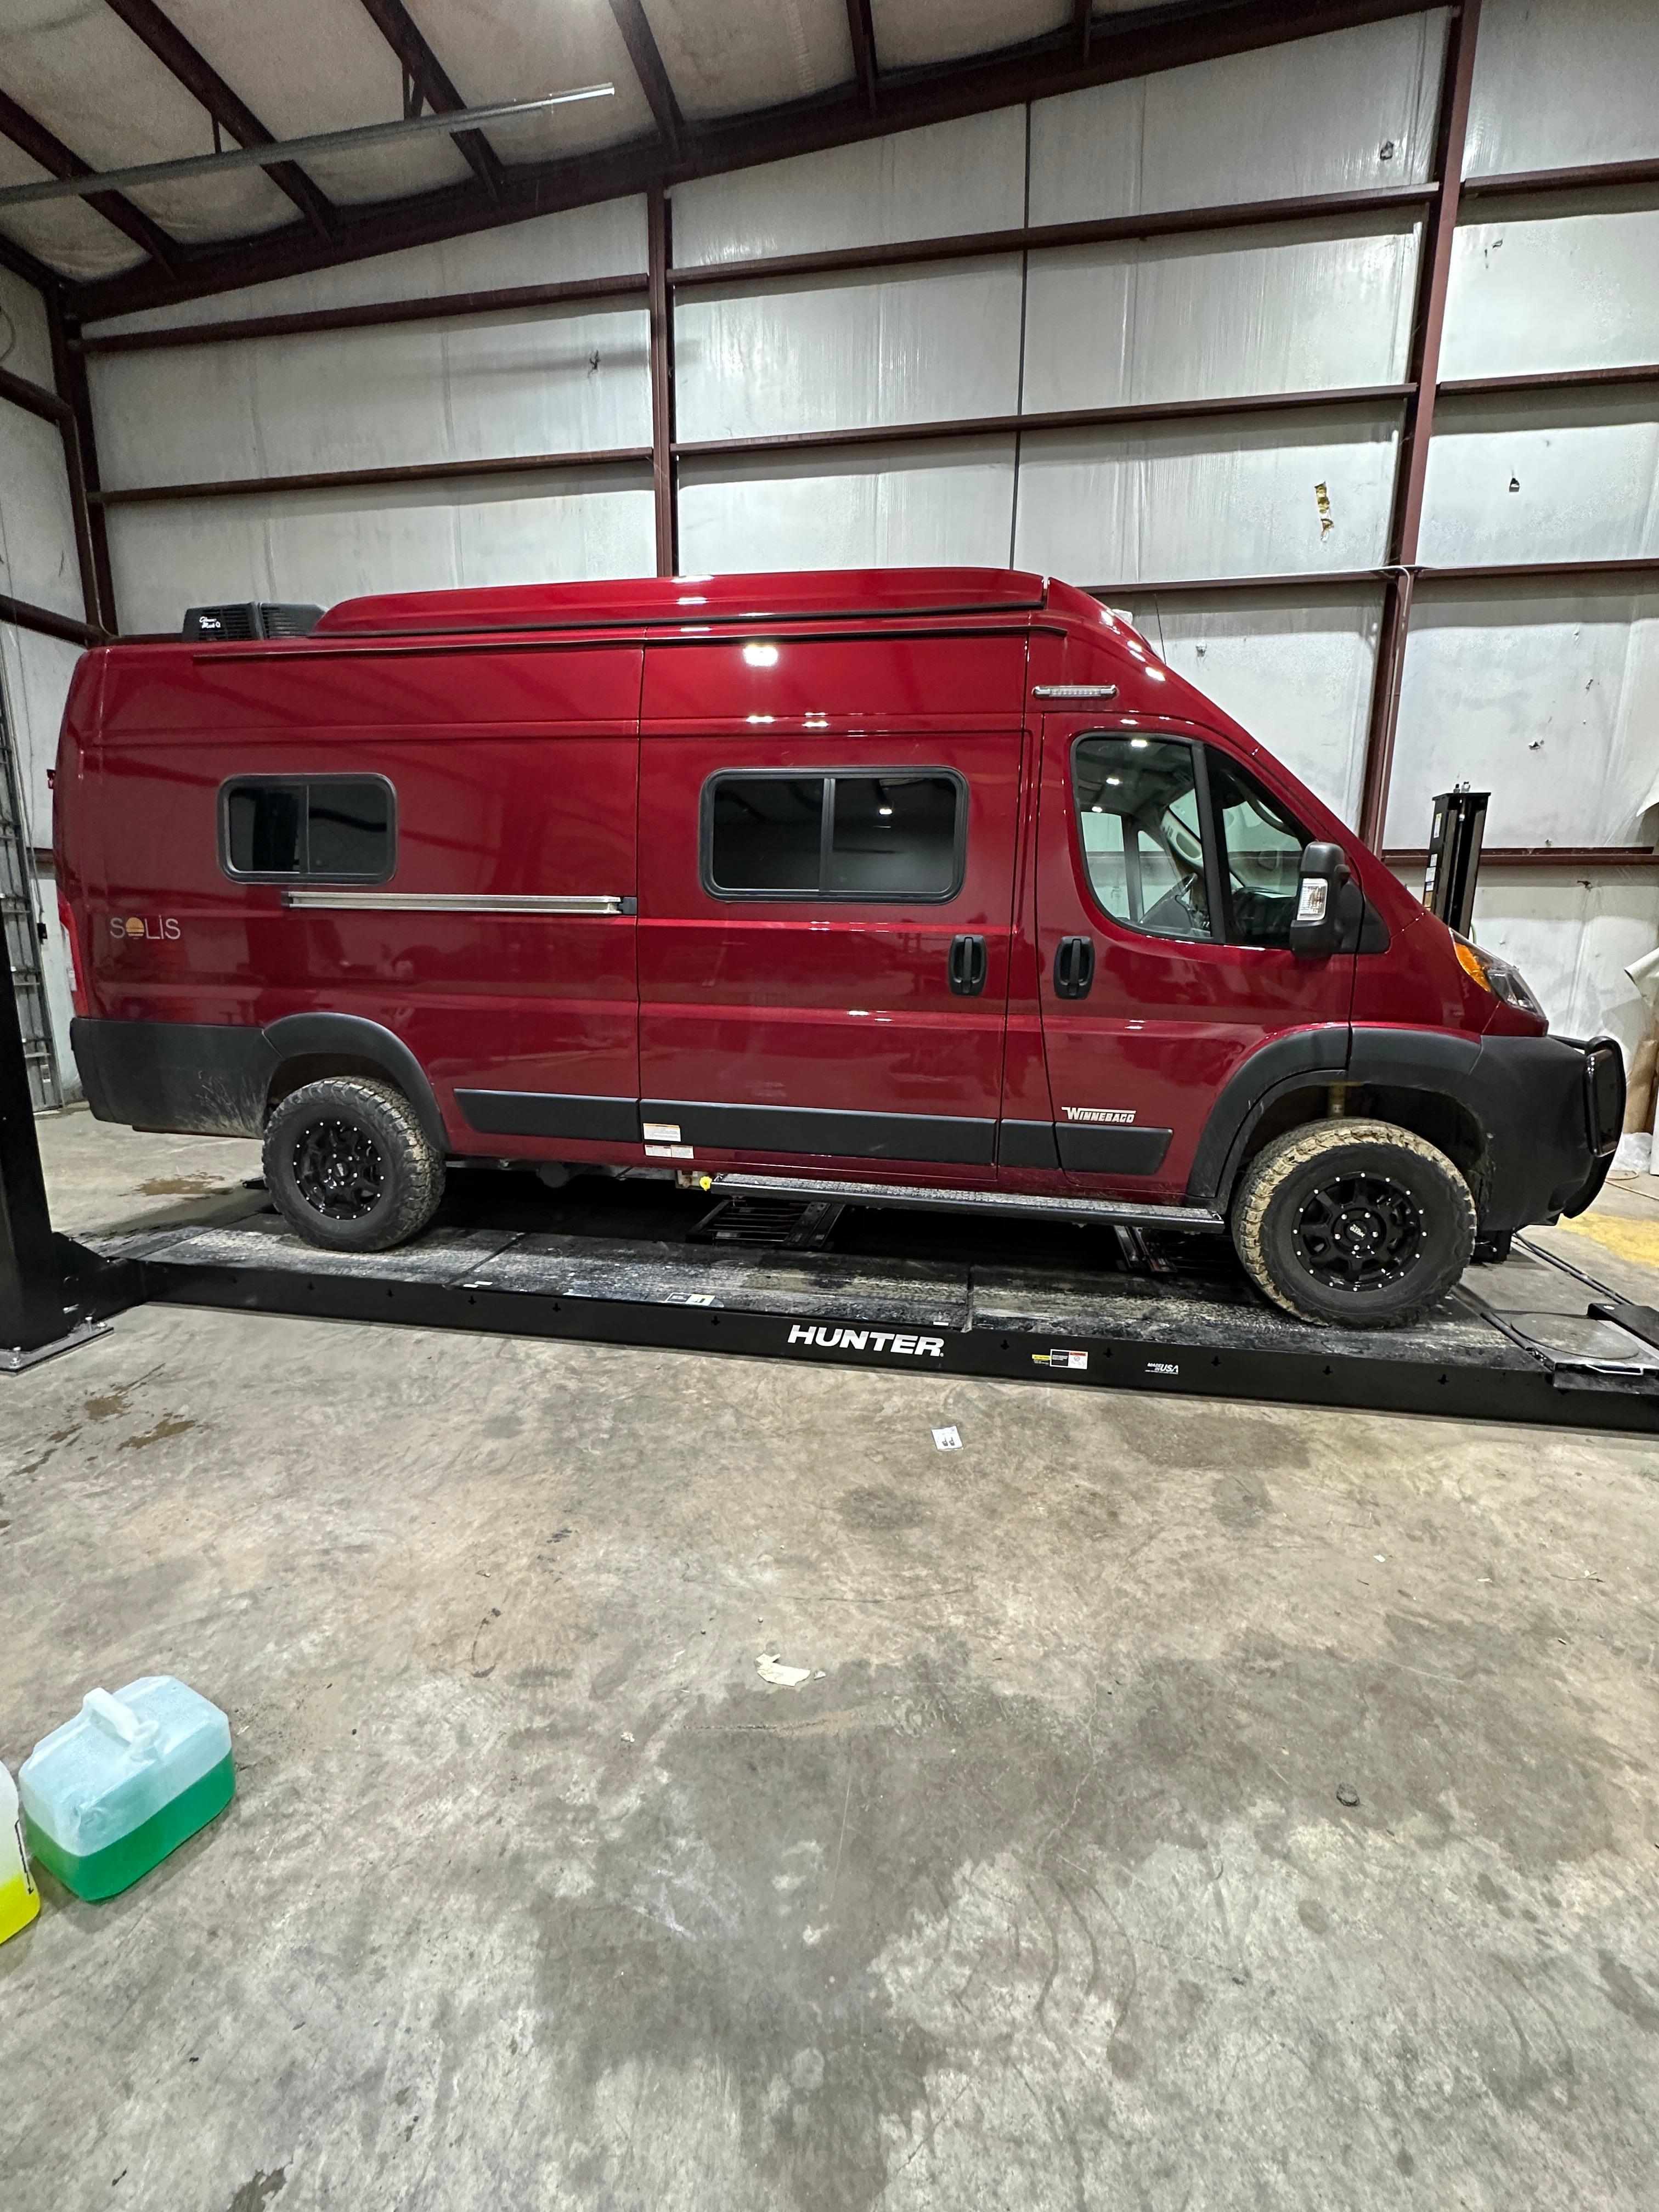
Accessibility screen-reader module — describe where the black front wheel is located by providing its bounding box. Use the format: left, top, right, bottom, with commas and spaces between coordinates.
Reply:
264, 1076, 444, 1252
1232, 1119, 1476, 1329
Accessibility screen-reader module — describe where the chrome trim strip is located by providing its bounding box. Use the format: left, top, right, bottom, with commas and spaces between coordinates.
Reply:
1031, 684, 1119, 699
283, 891, 629, 915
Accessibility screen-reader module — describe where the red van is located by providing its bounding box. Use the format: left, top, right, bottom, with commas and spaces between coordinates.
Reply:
53, 567, 1622, 1328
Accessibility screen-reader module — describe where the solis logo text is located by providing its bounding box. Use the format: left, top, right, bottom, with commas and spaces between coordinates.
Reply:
109, 916, 180, 941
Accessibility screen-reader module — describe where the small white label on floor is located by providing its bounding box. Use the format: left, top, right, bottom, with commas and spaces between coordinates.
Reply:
933, 1425, 963, 1451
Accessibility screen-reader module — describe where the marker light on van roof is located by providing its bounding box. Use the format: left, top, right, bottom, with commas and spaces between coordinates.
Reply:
743, 642, 779, 667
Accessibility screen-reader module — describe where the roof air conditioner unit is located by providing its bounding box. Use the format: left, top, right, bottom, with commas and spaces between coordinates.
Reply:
181, 602, 323, 641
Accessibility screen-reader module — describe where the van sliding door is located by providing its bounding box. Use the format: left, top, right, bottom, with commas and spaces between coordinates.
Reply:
636, 633, 1024, 1181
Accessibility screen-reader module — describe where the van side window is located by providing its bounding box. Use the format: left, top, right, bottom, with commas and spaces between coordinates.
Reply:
222, 778, 394, 882
1209, 754, 1311, 949
706, 771, 963, 900
1071, 736, 1212, 941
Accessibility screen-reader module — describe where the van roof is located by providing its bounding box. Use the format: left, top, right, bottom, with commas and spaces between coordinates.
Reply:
314, 567, 1085, 640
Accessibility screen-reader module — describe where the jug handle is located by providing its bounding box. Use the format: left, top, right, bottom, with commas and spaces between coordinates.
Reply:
83, 1688, 158, 1754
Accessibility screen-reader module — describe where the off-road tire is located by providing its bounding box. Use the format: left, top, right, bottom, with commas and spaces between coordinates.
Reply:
263, 1076, 444, 1253
1232, 1118, 1476, 1329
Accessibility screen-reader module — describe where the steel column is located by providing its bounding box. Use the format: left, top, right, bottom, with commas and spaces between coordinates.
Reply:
47, 295, 119, 635
1356, 0, 1482, 848
648, 183, 678, 578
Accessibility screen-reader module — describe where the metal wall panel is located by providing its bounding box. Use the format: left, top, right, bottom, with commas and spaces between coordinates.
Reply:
1465, 0, 1659, 177
85, 199, 651, 341
671, 110, 1026, 267
1023, 219, 1419, 411
0, 623, 83, 1091
0, 404, 83, 620
1013, 411, 1400, 586
1420, 396, 1659, 568
675, 262, 1024, 442
1394, 865, 1659, 1069
1116, 589, 1381, 827
1385, 585, 1659, 852
106, 465, 657, 636
0, 267, 57, 388
90, 303, 653, 489
678, 438, 1016, 573
1442, 208, 1659, 381
1029, 12, 1446, 224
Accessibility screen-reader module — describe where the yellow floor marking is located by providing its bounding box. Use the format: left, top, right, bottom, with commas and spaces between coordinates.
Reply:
1553, 1211, 1659, 1271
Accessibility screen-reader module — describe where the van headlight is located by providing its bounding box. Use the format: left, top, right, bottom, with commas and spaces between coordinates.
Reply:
1453, 935, 1547, 1023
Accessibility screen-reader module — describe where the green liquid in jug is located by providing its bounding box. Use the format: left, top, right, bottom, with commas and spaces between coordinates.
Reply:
25, 1754, 235, 1901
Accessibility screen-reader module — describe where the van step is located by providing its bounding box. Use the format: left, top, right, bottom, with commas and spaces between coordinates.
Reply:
704, 1172, 1225, 1234
688, 1194, 845, 1251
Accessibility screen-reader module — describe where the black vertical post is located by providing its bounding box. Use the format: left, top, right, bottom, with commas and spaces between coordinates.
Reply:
0, 945, 66, 1355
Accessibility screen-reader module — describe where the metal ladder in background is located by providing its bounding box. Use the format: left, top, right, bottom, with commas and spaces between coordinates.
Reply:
0, 656, 61, 1113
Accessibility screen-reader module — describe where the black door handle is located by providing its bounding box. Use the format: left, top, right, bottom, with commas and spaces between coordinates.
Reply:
1054, 935, 1095, 999
949, 933, 988, 997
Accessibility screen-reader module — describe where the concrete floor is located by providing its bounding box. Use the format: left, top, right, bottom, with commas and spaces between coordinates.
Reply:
4, 1113, 1659, 2212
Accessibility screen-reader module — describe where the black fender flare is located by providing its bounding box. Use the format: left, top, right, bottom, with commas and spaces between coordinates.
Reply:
261, 1013, 447, 1153
1185, 1024, 1349, 1209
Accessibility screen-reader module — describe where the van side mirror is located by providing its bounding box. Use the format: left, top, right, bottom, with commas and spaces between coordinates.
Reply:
1290, 842, 1354, 956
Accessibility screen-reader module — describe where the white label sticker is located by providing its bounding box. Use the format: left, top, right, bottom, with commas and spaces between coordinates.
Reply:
643, 1121, 681, 1142
684, 1293, 719, 1306
645, 1143, 693, 1159
1050, 1348, 1089, 1371
932, 1425, 963, 1451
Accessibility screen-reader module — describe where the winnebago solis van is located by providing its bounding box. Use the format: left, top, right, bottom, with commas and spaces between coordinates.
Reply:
55, 568, 1623, 1329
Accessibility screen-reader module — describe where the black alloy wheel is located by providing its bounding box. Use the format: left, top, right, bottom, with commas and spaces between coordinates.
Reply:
1292, 1171, 1424, 1297
291, 1114, 386, 1222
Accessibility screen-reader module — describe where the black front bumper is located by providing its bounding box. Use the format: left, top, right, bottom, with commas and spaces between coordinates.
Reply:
1471, 1030, 1624, 1231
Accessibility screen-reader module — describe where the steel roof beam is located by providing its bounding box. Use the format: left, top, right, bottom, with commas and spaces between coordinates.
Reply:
607, 0, 684, 151
101, 0, 336, 239
0, 82, 178, 272
357, 0, 505, 201
846, 0, 879, 112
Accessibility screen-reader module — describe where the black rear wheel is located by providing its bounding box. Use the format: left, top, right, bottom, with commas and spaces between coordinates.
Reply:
264, 1076, 444, 1252
1232, 1119, 1476, 1328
